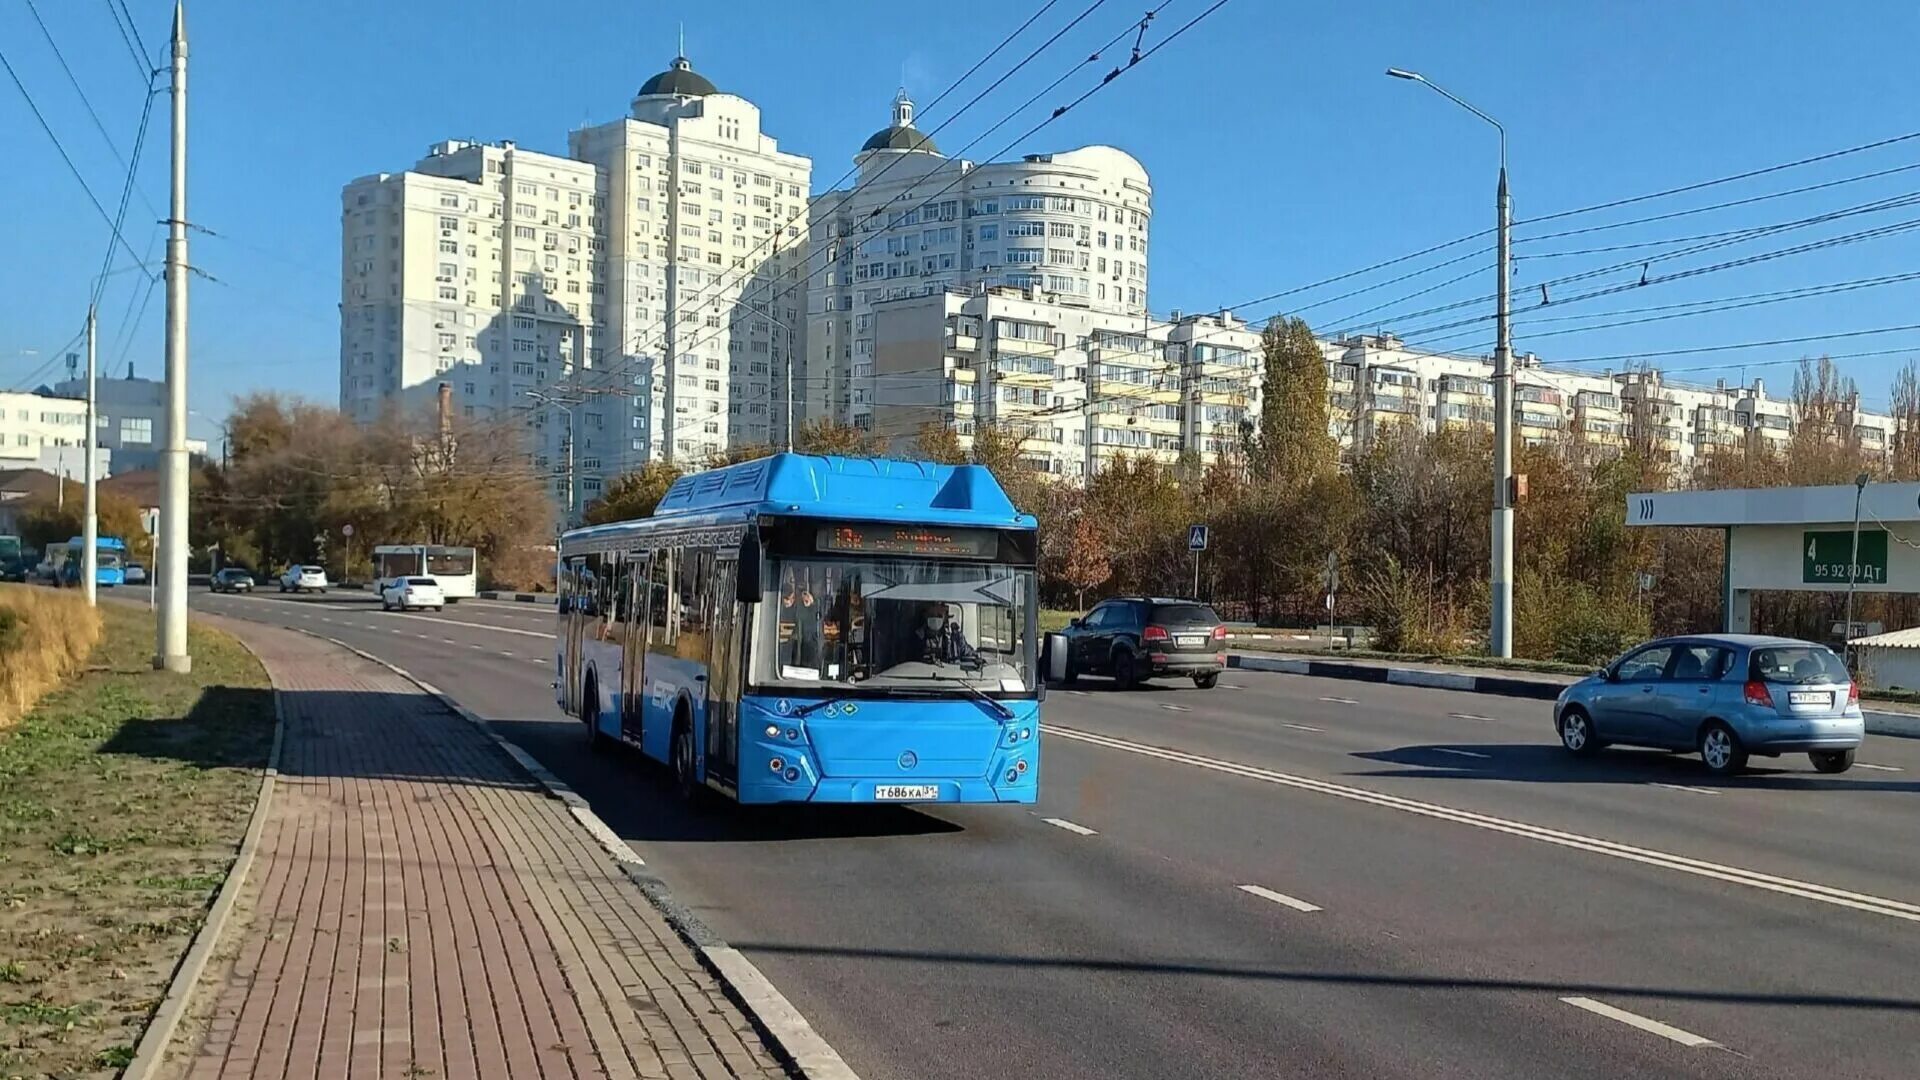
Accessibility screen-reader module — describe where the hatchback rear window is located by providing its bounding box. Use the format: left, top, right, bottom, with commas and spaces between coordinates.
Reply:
1750, 646, 1850, 685
1150, 604, 1220, 626
302, 566, 325, 574
406, 578, 437, 586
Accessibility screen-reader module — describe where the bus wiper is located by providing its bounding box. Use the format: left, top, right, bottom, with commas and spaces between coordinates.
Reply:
927, 671, 1015, 721
793, 694, 859, 718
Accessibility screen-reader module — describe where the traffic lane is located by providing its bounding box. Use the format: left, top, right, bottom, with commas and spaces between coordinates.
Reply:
1051, 674, 1920, 911
219, 587, 562, 637
189, 592, 1896, 1077
189, 592, 1730, 1078
1038, 720, 1920, 1078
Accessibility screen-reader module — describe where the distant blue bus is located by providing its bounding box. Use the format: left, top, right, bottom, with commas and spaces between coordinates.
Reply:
62, 536, 126, 588
557, 453, 1042, 805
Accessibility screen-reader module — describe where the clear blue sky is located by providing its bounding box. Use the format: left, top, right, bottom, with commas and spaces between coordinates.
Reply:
6, 0, 1920, 440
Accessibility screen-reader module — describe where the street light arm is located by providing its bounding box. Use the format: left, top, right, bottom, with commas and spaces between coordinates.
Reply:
1389, 68, 1506, 171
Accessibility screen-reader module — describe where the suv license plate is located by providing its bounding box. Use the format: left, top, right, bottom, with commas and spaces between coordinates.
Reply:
1177, 635, 1204, 647
874, 784, 939, 801
1789, 691, 1832, 706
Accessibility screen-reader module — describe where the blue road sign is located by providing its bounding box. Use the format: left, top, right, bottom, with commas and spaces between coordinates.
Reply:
1188, 524, 1209, 551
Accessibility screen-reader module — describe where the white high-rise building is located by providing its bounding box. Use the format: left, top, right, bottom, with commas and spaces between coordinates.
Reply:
807, 93, 1152, 431
570, 54, 811, 462
340, 140, 604, 512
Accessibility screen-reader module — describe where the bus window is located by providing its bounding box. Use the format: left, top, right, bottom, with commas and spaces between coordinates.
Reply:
647, 548, 674, 650
597, 551, 620, 641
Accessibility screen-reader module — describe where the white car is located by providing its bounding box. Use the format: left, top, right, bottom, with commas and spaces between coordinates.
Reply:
279, 565, 328, 593
382, 576, 444, 612
124, 563, 148, 584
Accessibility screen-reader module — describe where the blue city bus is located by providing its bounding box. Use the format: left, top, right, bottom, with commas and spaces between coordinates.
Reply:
62, 535, 126, 587
556, 453, 1042, 805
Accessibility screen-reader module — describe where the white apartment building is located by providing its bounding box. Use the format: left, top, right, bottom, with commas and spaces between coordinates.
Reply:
1322, 333, 1900, 470
0, 390, 110, 477
869, 286, 1260, 478
808, 94, 1152, 431
569, 54, 811, 462
340, 139, 602, 513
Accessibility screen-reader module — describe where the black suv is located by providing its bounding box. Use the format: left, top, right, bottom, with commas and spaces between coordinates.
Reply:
1054, 596, 1227, 689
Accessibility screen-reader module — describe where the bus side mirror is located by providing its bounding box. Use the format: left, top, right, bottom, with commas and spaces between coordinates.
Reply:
736, 531, 762, 603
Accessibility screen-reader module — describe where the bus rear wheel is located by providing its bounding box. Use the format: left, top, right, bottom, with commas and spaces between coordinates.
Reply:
672, 716, 702, 806
580, 676, 608, 751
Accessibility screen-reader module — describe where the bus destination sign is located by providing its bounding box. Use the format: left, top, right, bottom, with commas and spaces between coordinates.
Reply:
817, 523, 997, 559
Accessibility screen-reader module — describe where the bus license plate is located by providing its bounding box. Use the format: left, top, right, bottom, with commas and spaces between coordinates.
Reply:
1789, 691, 1832, 706
874, 784, 939, 801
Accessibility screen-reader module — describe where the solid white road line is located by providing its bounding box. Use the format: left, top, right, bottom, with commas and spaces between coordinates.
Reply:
1432, 748, 1490, 759
1319, 696, 1358, 704
1558, 997, 1719, 1048
1237, 884, 1321, 913
1854, 762, 1903, 772
1043, 724, 1920, 924
1282, 723, 1324, 733
1449, 712, 1501, 722
379, 610, 556, 639
1161, 704, 1191, 712
1043, 817, 1098, 836
1649, 783, 1720, 796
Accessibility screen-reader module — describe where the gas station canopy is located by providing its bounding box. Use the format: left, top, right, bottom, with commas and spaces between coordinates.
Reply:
1626, 482, 1920, 633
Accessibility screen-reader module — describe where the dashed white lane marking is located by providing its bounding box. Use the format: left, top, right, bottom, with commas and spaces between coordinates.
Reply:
415, 633, 429, 639
1432, 747, 1490, 759
1450, 712, 1501, 722
1042, 817, 1097, 836
499, 651, 517, 658
1854, 762, 1903, 772
469, 643, 486, 650
1044, 724, 1920, 924
1065, 690, 1089, 696
441, 638, 459, 645
1237, 884, 1321, 913
1650, 783, 1720, 796
1282, 723, 1324, 733
318, 617, 333, 623
1221, 684, 1245, 691
1559, 997, 1719, 1048
1319, 696, 1358, 704
1160, 704, 1190, 713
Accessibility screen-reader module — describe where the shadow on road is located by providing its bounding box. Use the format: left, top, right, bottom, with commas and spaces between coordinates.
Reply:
1350, 744, 1920, 793
725, 940, 1920, 1012
485, 717, 966, 844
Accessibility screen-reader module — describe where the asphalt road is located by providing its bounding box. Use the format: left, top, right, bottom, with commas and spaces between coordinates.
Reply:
184, 587, 1920, 1079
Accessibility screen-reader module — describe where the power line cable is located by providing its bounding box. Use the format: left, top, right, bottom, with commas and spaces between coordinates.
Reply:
0, 44, 146, 266
22, 0, 164, 219
99, 0, 155, 80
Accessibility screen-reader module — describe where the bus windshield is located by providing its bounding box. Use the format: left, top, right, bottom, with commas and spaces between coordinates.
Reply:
754, 556, 1036, 693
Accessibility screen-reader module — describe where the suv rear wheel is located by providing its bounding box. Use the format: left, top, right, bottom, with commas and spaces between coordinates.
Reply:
1193, 672, 1219, 689
1112, 651, 1139, 691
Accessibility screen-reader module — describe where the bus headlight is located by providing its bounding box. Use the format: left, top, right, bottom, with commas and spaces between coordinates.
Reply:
765, 724, 780, 738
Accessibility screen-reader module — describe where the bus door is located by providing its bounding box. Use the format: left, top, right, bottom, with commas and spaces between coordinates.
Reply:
703, 554, 741, 788
619, 550, 649, 744
562, 556, 589, 713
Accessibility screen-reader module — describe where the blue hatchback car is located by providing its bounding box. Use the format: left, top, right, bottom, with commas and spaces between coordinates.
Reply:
1555, 634, 1864, 776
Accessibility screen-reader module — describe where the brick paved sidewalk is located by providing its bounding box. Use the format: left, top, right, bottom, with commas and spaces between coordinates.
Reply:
165, 619, 788, 1080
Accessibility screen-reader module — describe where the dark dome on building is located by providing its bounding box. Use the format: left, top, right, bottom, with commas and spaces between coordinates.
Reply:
638, 56, 716, 98
861, 125, 941, 154
860, 92, 941, 155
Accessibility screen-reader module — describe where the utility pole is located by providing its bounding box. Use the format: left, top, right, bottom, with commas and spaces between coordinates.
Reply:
1845, 472, 1869, 649
83, 305, 98, 606
155, 1, 190, 672
1387, 67, 1514, 657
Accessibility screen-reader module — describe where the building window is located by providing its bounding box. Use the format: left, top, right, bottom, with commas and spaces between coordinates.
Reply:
121, 417, 153, 445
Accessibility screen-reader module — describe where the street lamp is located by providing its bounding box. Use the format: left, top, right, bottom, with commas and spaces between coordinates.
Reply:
1388, 66, 1516, 657
1846, 472, 1870, 648
526, 388, 576, 522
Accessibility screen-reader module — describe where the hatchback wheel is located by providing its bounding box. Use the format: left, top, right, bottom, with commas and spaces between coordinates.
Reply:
1698, 721, 1748, 776
1809, 748, 1855, 774
1559, 708, 1600, 755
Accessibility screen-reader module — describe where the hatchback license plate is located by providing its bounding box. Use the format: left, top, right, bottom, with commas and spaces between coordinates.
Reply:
1789, 691, 1832, 706
874, 784, 939, 801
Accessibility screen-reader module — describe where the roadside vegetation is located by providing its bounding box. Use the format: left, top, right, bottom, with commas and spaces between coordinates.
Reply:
0, 600, 273, 1078
0, 586, 102, 731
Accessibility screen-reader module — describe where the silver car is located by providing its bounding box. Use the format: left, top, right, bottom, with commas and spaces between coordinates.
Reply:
1554, 634, 1864, 776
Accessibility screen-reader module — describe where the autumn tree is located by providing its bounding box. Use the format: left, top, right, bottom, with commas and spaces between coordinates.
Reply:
585, 461, 684, 525
1058, 513, 1111, 610
794, 419, 886, 457
1253, 315, 1337, 485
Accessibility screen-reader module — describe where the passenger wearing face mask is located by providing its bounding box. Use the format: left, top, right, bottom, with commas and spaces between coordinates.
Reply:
916, 604, 978, 666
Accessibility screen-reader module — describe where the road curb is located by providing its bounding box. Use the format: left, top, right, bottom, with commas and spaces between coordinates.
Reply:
304, 631, 861, 1080
1227, 653, 1920, 739
124, 659, 286, 1080
477, 590, 555, 604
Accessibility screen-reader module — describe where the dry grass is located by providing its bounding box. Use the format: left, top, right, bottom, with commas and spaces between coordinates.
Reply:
0, 585, 102, 731
0, 602, 273, 1078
